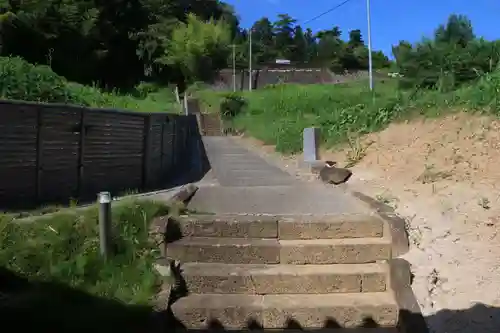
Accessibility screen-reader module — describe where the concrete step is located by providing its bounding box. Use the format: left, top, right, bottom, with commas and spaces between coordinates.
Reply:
169, 214, 279, 238
166, 237, 280, 264
280, 237, 391, 264
170, 292, 399, 329
167, 213, 383, 239
278, 214, 384, 239
180, 262, 387, 294
165, 237, 391, 264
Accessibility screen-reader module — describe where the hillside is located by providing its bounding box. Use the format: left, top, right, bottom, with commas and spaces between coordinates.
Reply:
0, 56, 178, 112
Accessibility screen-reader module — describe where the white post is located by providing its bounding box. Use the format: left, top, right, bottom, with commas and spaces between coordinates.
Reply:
174, 85, 181, 105
183, 94, 188, 115
366, 0, 374, 91
232, 44, 236, 92
248, 28, 252, 91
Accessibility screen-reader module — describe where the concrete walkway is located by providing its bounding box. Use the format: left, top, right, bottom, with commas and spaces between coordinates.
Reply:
201, 137, 295, 187
189, 137, 373, 216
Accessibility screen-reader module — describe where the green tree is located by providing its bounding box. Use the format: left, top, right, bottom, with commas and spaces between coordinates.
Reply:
304, 28, 317, 63
348, 29, 364, 48
394, 14, 498, 90
317, 33, 342, 66
316, 27, 343, 69
435, 14, 474, 47
251, 17, 276, 65
156, 14, 231, 83
316, 27, 341, 40
392, 40, 413, 67
371, 50, 390, 68
291, 25, 307, 63
273, 14, 296, 59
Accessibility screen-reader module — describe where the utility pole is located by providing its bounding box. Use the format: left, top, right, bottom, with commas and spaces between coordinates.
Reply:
366, 0, 374, 91
248, 28, 252, 91
232, 44, 236, 92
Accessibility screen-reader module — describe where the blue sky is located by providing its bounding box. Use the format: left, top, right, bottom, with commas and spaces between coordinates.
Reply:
225, 0, 499, 58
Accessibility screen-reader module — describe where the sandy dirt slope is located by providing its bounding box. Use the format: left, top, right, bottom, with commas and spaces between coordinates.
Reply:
234, 112, 500, 333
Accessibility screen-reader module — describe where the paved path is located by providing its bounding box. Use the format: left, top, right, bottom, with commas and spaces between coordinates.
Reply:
189, 137, 373, 216
201, 137, 294, 187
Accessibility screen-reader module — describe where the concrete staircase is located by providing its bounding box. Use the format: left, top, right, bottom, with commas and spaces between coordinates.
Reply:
155, 213, 412, 331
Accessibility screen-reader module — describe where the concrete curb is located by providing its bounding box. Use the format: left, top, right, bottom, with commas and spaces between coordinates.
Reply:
348, 191, 428, 332
389, 258, 430, 333
167, 183, 199, 205
349, 191, 410, 258
11, 184, 197, 224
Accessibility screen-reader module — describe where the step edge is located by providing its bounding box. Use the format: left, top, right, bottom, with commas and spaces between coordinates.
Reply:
388, 258, 429, 333
167, 236, 390, 244
179, 262, 388, 276
171, 291, 399, 308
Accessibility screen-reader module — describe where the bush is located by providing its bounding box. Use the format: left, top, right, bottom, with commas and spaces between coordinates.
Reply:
133, 81, 161, 99
0, 56, 75, 103
219, 92, 247, 119
393, 15, 500, 90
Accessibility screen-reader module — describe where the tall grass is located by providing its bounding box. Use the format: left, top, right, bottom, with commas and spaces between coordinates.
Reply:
231, 80, 406, 153
201, 68, 500, 154
0, 199, 168, 304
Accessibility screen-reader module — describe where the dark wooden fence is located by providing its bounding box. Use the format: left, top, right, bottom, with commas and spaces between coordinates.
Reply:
0, 100, 209, 209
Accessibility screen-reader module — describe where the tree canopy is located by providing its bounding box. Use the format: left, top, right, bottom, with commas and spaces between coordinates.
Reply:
0, 1, 496, 92
393, 14, 500, 90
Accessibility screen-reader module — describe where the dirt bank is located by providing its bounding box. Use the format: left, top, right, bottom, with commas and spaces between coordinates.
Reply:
235, 112, 500, 333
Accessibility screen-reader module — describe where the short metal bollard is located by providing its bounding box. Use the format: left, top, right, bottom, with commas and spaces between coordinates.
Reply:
98, 191, 112, 260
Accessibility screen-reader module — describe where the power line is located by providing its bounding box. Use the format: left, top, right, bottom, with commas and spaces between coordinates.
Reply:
302, 0, 359, 25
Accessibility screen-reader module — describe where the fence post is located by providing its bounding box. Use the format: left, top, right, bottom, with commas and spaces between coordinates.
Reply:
35, 106, 43, 202
141, 115, 152, 190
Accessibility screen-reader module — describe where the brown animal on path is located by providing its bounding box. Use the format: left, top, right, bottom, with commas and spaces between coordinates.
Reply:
318, 161, 353, 185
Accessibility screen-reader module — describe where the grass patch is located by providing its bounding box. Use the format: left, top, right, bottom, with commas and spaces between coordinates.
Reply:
196, 68, 500, 155
65, 82, 181, 113
0, 199, 169, 305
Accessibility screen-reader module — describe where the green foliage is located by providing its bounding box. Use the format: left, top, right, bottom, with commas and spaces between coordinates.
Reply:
247, 16, 390, 71
0, 56, 73, 103
219, 92, 247, 119
133, 81, 161, 98
158, 14, 231, 83
0, 56, 178, 112
0, 199, 169, 304
200, 65, 500, 154
225, 81, 404, 153
393, 14, 500, 90
0, 0, 392, 91
0, 0, 239, 90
